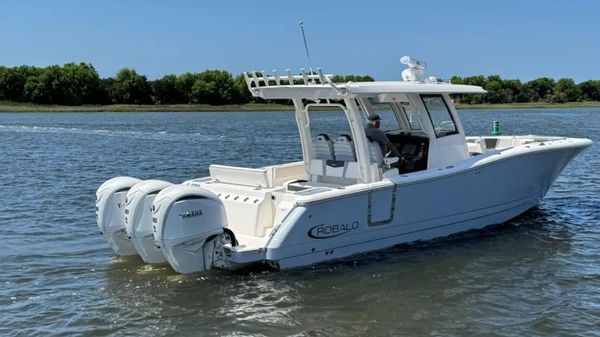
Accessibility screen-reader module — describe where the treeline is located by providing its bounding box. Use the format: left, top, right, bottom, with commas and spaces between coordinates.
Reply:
0, 63, 375, 106
450, 75, 600, 104
0, 63, 253, 105
330, 75, 374, 83
2, 62, 600, 106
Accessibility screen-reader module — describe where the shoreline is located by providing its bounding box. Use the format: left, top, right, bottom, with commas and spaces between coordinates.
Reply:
455, 101, 600, 109
1, 101, 600, 112
0, 102, 294, 112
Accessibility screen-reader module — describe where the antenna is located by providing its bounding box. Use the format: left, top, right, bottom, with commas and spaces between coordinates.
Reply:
400, 55, 426, 82
299, 21, 313, 75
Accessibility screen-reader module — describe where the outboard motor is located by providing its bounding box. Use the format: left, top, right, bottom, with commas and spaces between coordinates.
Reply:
152, 185, 229, 274
124, 180, 173, 263
96, 176, 141, 255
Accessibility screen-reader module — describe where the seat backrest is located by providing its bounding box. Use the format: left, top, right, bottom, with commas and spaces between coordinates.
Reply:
368, 139, 384, 166
334, 134, 356, 162
312, 133, 335, 160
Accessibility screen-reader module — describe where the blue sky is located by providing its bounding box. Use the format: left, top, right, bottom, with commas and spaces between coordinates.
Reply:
1, 0, 599, 82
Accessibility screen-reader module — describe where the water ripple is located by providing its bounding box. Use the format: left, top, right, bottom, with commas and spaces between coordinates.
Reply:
0, 110, 598, 337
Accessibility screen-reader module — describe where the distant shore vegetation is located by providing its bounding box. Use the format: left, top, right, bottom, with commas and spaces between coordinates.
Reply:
1, 63, 600, 109
0, 63, 373, 107
449, 75, 600, 104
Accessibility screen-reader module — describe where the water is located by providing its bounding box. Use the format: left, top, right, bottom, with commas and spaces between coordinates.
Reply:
0, 109, 598, 337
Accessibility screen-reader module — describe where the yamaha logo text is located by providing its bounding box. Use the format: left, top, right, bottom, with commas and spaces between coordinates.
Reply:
180, 209, 203, 218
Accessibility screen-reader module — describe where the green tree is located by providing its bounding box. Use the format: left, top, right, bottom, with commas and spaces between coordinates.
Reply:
461, 75, 487, 88
61, 63, 101, 104
96, 78, 114, 104
484, 75, 508, 104
455, 76, 487, 104
500, 79, 520, 102
190, 70, 235, 104
450, 75, 463, 84
553, 78, 581, 102
502, 79, 532, 103
331, 75, 375, 83
151, 74, 184, 104
24, 65, 68, 104
526, 77, 555, 102
0, 65, 41, 101
176, 72, 199, 103
23, 63, 101, 105
577, 80, 600, 101
0, 66, 8, 99
232, 73, 252, 104
449, 76, 470, 103
108, 68, 152, 104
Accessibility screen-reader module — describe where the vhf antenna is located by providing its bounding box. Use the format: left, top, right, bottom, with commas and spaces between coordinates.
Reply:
299, 21, 313, 75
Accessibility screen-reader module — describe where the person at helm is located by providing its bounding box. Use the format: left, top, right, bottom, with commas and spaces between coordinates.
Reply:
364, 113, 401, 157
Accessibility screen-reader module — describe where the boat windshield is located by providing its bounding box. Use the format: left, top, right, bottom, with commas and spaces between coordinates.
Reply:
401, 101, 422, 130
421, 95, 458, 137
367, 101, 401, 132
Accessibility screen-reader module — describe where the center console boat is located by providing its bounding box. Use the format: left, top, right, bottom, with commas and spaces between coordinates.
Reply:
96, 57, 592, 274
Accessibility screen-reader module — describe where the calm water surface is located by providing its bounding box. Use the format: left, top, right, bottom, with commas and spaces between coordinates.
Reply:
0, 109, 598, 337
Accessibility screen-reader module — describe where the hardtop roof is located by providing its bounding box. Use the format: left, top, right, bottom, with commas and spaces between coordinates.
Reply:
249, 80, 486, 100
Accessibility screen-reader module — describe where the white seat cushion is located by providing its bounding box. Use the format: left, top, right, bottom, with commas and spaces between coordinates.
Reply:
368, 140, 384, 166
312, 133, 335, 160
334, 134, 356, 161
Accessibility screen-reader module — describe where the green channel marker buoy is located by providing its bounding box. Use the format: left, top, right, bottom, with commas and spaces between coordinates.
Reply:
491, 120, 501, 135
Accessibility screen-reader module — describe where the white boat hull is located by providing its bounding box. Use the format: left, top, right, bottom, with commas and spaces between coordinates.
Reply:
265, 143, 585, 269
95, 137, 590, 273
95, 60, 593, 274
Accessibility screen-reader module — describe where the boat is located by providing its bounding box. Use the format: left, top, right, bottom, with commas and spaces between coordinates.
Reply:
95, 57, 592, 274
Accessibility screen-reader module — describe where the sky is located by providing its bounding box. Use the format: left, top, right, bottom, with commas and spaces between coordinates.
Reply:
1, 0, 599, 82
